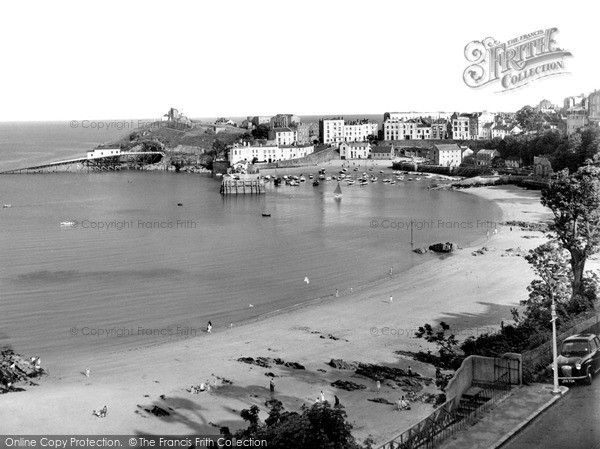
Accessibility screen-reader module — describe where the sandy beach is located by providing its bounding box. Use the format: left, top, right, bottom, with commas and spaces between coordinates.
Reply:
1, 183, 563, 445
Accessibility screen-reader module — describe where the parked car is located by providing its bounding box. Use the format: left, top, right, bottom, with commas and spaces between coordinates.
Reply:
551, 333, 600, 385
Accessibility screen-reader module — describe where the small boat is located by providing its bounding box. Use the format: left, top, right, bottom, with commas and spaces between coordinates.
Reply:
326, 176, 332, 181
346, 179, 355, 185
300, 176, 306, 182
313, 180, 320, 186
177, 203, 183, 206
353, 167, 358, 171
359, 180, 369, 186
60, 221, 76, 227
274, 178, 282, 186
309, 174, 313, 179
380, 170, 384, 174
390, 181, 396, 185
261, 213, 271, 217
319, 174, 325, 180
333, 182, 342, 198
289, 181, 299, 186
3, 204, 11, 208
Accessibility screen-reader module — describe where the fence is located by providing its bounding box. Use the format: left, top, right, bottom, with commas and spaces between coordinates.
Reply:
522, 313, 600, 381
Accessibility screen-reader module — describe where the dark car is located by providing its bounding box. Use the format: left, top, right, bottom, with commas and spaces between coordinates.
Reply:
553, 333, 600, 385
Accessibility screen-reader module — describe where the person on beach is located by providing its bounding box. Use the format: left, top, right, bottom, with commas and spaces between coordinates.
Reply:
390, 295, 393, 303
335, 289, 339, 298
334, 395, 340, 406
376, 380, 380, 392
207, 321, 212, 334
270, 379, 275, 393
486, 230, 490, 239
320, 390, 325, 402
86, 368, 90, 377
389, 266, 393, 278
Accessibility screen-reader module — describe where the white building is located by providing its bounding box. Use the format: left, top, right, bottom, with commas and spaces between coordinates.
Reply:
319, 118, 345, 145
343, 121, 378, 142
385, 112, 453, 121
339, 142, 371, 159
268, 127, 297, 146
228, 143, 314, 164
452, 116, 470, 140
384, 119, 418, 140
87, 146, 121, 159
433, 144, 461, 167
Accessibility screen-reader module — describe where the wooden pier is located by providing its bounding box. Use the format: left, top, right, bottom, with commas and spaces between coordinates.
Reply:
220, 179, 265, 195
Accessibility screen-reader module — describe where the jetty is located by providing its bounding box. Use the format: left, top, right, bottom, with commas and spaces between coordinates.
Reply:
0, 151, 165, 174
220, 179, 265, 195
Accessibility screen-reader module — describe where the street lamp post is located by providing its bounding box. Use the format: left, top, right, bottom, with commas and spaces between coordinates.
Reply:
544, 268, 561, 395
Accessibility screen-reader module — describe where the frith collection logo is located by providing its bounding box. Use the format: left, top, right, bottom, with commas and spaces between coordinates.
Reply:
463, 28, 572, 92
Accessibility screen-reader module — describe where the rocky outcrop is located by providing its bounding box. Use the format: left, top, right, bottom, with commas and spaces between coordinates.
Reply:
328, 359, 357, 370
1, 349, 45, 393
237, 356, 305, 370
331, 380, 366, 391
428, 242, 457, 253
367, 398, 394, 405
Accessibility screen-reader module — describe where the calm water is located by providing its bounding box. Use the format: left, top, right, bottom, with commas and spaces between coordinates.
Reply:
0, 122, 502, 362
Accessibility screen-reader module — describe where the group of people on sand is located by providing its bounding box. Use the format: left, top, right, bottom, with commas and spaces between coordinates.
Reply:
93, 405, 108, 418
397, 396, 411, 411
30, 356, 42, 370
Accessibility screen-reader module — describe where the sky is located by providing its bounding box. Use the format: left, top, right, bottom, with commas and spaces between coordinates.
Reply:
0, 0, 598, 121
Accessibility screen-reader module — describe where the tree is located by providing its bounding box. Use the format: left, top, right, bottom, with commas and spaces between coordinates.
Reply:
541, 165, 600, 298
234, 400, 364, 449
516, 105, 544, 133
414, 322, 462, 369
252, 124, 270, 140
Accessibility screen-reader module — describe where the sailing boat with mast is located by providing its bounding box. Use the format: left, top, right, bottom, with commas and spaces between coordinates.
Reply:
333, 182, 342, 198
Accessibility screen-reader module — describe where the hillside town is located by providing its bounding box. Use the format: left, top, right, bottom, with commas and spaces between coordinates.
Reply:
213, 89, 599, 175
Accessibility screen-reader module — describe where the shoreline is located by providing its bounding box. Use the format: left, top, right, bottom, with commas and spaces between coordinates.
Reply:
1, 184, 555, 445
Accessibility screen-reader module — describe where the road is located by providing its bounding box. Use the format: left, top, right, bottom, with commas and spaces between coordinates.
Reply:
502, 379, 600, 449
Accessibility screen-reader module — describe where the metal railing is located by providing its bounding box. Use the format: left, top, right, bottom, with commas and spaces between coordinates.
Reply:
378, 370, 512, 449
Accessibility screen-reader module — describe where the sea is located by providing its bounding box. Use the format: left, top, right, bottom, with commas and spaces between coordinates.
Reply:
0, 121, 502, 364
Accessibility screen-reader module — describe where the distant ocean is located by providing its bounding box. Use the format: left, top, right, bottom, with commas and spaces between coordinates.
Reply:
0, 121, 502, 368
